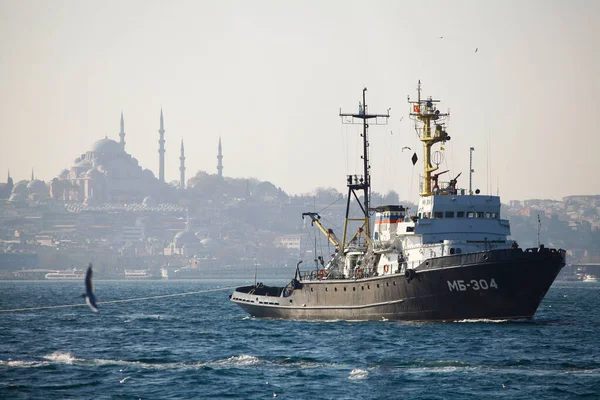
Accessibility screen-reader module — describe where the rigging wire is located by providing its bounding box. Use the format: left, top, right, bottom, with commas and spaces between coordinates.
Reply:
316, 195, 344, 215
0, 286, 237, 314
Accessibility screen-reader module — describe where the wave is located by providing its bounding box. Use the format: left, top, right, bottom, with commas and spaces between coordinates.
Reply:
43, 351, 81, 364
348, 368, 369, 380
453, 319, 509, 323
0, 360, 48, 368
3, 353, 339, 372
211, 354, 261, 366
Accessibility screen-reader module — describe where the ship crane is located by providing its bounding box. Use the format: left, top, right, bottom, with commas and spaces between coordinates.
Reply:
431, 170, 449, 192
302, 212, 340, 250
447, 172, 462, 195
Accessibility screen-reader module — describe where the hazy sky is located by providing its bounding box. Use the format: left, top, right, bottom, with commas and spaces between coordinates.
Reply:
1, 0, 598, 202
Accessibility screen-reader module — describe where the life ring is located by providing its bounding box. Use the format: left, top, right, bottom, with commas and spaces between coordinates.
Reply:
356, 268, 364, 278
383, 264, 389, 273
317, 269, 327, 279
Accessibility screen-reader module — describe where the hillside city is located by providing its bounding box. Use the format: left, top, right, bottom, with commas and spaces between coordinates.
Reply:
0, 118, 598, 281
0, 168, 598, 281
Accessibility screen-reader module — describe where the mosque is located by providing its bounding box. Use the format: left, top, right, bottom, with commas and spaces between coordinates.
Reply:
3, 110, 225, 206
50, 110, 188, 205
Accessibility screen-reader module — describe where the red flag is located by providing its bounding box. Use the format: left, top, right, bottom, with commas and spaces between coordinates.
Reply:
413, 105, 420, 113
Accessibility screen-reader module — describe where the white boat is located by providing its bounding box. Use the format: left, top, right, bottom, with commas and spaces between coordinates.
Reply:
583, 274, 598, 282
124, 269, 155, 279
45, 270, 86, 280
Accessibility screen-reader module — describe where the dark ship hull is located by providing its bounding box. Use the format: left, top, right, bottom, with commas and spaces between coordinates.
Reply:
231, 247, 566, 321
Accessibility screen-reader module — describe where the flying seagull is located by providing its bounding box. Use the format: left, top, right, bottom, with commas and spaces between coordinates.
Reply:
82, 263, 99, 312
475, 48, 478, 53
402, 146, 412, 152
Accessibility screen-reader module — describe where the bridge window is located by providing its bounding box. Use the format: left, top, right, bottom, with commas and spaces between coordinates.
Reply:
374, 232, 379, 240
457, 211, 465, 218
467, 212, 475, 218
434, 211, 443, 218
450, 248, 455, 255
476, 212, 485, 218
445, 211, 455, 218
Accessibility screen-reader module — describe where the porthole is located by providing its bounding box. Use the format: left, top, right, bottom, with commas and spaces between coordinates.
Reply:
310, 288, 313, 292
377, 284, 380, 288
344, 287, 347, 292
334, 287, 338, 292
361, 286, 364, 290
367, 285, 370, 289
325, 287, 328, 292
386, 282, 389, 287
393, 281, 396, 286
353, 287, 356, 291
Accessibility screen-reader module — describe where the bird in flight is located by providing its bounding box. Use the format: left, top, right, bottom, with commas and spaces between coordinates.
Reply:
475, 48, 478, 53
402, 146, 412, 152
82, 263, 99, 312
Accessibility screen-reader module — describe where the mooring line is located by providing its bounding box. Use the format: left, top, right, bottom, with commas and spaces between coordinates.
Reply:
0, 286, 236, 313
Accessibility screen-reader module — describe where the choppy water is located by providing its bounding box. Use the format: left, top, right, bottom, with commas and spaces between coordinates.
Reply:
0, 280, 598, 399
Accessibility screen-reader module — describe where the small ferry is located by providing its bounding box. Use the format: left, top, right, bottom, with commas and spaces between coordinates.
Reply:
45, 270, 86, 280
124, 269, 155, 279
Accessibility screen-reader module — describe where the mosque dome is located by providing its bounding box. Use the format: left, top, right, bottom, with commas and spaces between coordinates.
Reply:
27, 179, 46, 190
11, 181, 28, 195
91, 138, 123, 158
27, 179, 46, 192
85, 168, 103, 179
174, 230, 198, 248
59, 169, 69, 178
73, 159, 92, 169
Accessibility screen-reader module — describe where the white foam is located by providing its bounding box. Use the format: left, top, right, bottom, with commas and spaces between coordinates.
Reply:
214, 354, 260, 366
454, 319, 509, 323
406, 366, 458, 373
43, 351, 81, 364
0, 360, 48, 368
349, 368, 369, 380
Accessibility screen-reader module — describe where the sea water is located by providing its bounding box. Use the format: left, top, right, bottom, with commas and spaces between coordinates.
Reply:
0, 280, 598, 399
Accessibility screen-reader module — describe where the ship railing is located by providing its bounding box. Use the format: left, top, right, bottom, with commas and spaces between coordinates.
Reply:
299, 269, 327, 281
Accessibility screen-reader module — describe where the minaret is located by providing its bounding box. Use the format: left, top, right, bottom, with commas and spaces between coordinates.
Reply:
179, 139, 185, 190
217, 137, 223, 178
158, 108, 166, 183
7, 170, 13, 193
119, 111, 126, 150
31, 168, 34, 181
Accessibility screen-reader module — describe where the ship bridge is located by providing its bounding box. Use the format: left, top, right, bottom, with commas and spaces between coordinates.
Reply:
373, 205, 407, 242
414, 194, 510, 244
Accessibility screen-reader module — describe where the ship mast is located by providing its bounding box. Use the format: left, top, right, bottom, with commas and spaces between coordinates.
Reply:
408, 81, 450, 196
340, 88, 390, 251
